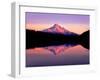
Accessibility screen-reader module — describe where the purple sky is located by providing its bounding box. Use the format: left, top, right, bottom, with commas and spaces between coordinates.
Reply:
25, 12, 89, 34
26, 12, 89, 25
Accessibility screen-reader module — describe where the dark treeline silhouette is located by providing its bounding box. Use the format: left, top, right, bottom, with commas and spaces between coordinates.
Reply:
78, 30, 89, 49
26, 29, 89, 49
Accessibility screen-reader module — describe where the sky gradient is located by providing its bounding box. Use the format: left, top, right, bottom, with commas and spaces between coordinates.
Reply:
25, 12, 90, 34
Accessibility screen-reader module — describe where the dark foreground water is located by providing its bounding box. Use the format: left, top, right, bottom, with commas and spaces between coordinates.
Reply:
26, 44, 89, 67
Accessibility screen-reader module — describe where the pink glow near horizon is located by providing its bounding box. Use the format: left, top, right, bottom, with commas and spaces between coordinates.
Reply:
26, 23, 89, 34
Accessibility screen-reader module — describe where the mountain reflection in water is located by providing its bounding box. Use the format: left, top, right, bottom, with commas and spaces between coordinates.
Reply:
44, 44, 76, 55
26, 44, 89, 67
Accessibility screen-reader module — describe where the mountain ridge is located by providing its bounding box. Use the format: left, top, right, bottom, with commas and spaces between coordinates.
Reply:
42, 24, 78, 35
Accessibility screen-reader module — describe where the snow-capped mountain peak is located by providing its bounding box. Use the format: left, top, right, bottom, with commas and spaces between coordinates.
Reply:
42, 24, 77, 35
43, 24, 68, 33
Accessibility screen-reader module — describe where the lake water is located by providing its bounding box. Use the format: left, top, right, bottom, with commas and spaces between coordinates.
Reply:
26, 44, 89, 67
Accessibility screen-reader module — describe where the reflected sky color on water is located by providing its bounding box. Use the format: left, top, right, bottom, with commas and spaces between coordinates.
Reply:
26, 44, 89, 67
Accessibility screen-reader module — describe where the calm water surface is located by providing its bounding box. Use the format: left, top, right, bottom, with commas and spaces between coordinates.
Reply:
26, 44, 89, 67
